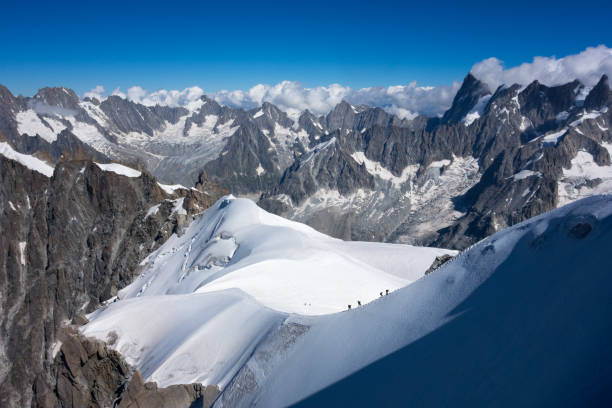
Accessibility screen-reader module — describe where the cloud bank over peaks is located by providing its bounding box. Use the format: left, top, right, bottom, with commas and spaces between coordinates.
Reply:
212, 81, 461, 119
84, 85, 205, 112
82, 45, 612, 119
471, 45, 612, 91
83, 85, 106, 100
107, 86, 206, 111
84, 81, 460, 119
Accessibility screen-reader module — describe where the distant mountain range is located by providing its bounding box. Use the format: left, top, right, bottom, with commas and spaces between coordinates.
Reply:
2, 71, 612, 407
1, 72, 611, 249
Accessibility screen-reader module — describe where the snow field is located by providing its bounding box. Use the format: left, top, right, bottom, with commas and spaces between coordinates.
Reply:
83, 195, 455, 390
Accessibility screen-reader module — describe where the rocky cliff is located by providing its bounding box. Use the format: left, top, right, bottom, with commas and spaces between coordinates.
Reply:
0, 153, 225, 407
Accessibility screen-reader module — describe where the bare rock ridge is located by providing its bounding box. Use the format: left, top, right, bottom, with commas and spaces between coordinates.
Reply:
0, 153, 225, 407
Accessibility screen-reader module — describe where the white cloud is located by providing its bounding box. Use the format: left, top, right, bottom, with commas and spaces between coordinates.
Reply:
83, 85, 105, 100
213, 80, 460, 117
81, 45, 612, 119
96, 85, 205, 110
85, 81, 459, 117
123, 86, 205, 110
110, 87, 126, 99
383, 105, 419, 120
471, 44, 612, 91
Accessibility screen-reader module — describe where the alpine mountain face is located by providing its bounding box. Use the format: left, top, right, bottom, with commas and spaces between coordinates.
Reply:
1, 73, 611, 249
261, 74, 612, 248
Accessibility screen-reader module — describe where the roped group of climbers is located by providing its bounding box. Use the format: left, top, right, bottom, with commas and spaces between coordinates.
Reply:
347, 289, 389, 310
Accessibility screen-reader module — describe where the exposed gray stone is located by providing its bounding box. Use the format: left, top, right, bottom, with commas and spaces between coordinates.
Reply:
0, 154, 224, 407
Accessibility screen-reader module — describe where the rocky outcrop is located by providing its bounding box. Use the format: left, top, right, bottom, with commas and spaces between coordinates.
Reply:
41, 326, 131, 407
0, 155, 224, 407
424, 254, 454, 275
117, 370, 219, 408
38, 326, 219, 408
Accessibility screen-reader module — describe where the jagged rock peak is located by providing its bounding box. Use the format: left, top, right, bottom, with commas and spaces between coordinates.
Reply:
584, 74, 611, 111
441, 73, 491, 124
331, 100, 354, 112
33, 86, 80, 110
200, 94, 220, 106
518, 78, 582, 122
299, 109, 316, 120
325, 100, 358, 129
0, 84, 18, 111
260, 101, 290, 122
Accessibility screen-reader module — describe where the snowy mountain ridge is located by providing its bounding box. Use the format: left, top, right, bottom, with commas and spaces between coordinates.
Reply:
117, 195, 454, 314
83, 193, 612, 407
292, 193, 612, 407
81, 196, 454, 390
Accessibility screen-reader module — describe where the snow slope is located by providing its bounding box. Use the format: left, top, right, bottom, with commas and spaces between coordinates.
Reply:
94, 162, 142, 178
225, 194, 612, 407
83, 195, 612, 407
16, 109, 65, 143
0, 142, 55, 177
558, 143, 612, 206
117, 196, 453, 314
83, 196, 454, 389
83, 290, 283, 388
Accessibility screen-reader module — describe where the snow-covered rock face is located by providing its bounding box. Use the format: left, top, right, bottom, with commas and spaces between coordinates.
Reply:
270, 151, 481, 246
6, 89, 315, 190
82, 196, 455, 389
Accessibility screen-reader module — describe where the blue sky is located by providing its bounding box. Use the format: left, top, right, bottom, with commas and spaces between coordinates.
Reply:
1, 0, 611, 96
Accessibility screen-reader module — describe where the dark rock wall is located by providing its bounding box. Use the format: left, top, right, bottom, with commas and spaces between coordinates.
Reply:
0, 156, 224, 407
